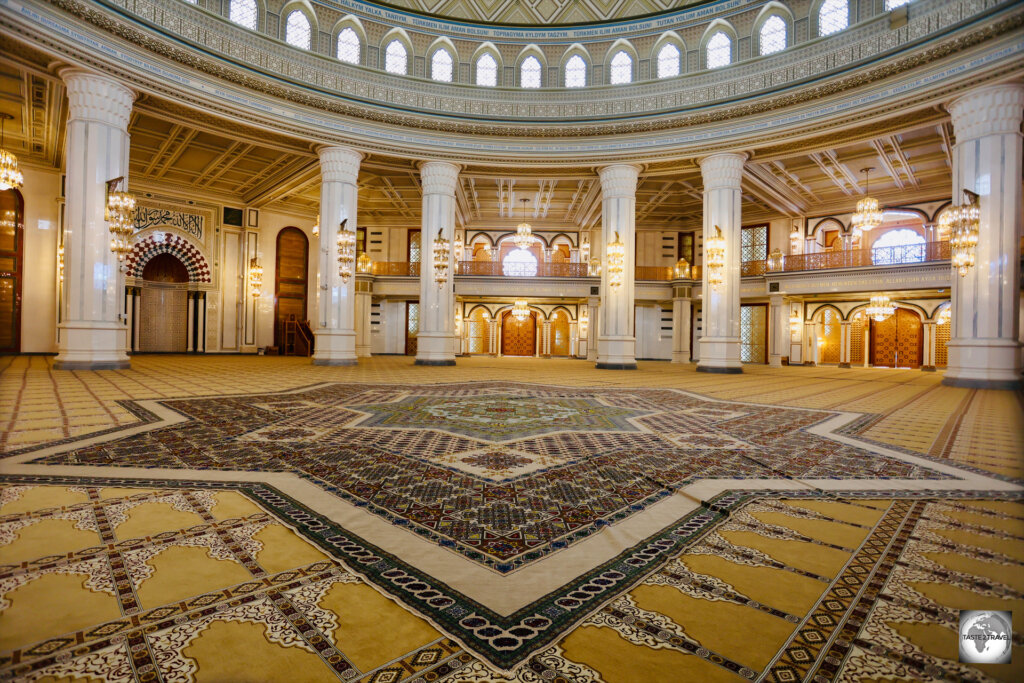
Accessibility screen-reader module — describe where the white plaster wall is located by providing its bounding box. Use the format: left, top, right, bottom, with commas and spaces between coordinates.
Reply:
19, 166, 62, 353
634, 303, 672, 359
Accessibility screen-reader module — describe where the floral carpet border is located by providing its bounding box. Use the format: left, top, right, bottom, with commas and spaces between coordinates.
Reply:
2, 472, 1019, 672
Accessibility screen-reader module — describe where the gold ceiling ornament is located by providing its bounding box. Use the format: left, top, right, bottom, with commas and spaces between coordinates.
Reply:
104, 176, 136, 262
337, 218, 355, 283
248, 257, 263, 298
866, 294, 895, 322
512, 299, 530, 321
357, 251, 372, 273
432, 227, 450, 288
513, 198, 533, 250
705, 225, 726, 290
947, 189, 980, 277
605, 231, 625, 288
850, 167, 883, 237
0, 113, 23, 192
673, 257, 690, 279
767, 248, 784, 272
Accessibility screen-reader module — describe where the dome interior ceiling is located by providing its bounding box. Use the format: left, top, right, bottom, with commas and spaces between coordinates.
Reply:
385, 0, 703, 25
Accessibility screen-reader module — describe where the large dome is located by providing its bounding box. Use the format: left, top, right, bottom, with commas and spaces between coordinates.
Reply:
382, 0, 703, 25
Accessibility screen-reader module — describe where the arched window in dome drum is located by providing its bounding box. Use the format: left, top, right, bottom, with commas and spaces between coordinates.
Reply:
706, 32, 731, 69
385, 40, 408, 75
610, 51, 632, 84
476, 53, 497, 87
564, 55, 585, 88
885, 0, 910, 9
229, 0, 257, 30
759, 16, 787, 55
431, 49, 453, 82
657, 43, 680, 78
284, 11, 311, 50
819, 0, 849, 36
521, 56, 542, 88
336, 28, 360, 64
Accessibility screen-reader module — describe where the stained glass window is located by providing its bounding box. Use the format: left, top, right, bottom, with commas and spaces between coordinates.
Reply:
609, 51, 632, 84
337, 28, 360, 64
759, 16, 787, 55
819, 0, 849, 36
229, 0, 257, 30
476, 53, 497, 86
564, 55, 585, 88
431, 49, 453, 82
706, 32, 731, 69
521, 56, 542, 88
284, 11, 311, 50
385, 40, 408, 75
657, 43, 680, 79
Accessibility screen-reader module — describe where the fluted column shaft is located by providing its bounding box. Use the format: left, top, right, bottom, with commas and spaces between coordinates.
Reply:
312, 146, 362, 365
355, 274, 372, 357
55, 70, 135, 370
697, 153, 746, 373
768, 294, 785, 367
596, 164, 640, 369
585, 297, 599, 361
944, 83, 1024, 389
671, 297, 691, 363
416, 161, 460, 365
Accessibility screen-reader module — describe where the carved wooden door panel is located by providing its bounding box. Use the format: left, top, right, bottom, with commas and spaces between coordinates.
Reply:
501, 312, 536, 356
895, 308, 922, 368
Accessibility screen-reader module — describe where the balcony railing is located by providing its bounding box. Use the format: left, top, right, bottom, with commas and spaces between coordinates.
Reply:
455, 261, 591, 277
768, 241, 950, 273
635, 266, 674, 281
371, 261, 420, 276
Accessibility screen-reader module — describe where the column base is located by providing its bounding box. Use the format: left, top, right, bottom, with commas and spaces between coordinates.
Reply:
54, 359, 131, 371
838, 362, 851, 368
803, 361, 816, 366
696, 365, 742, 374
415, 359, 457, 366
944, 339, 1022, 389
312, 358, 358, 366
356, 346, 371, 358
920, 365, 936, 372
55, 322, 130, 371
671, 352, 691, 364
312, 329, 357, 365
595, 362, 637, 370
416, 331, 456, 365
768, 355, 782, 368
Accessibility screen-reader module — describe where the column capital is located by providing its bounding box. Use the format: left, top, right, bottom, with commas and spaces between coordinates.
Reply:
59, 68, 135, 130
948, 83, 1024, 142
699, 152, 747, 188
419, 160, 461, 195
318, 146, 363, 184
598, 164, 640, 198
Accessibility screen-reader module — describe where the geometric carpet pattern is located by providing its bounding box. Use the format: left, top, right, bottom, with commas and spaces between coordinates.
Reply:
1, 357, 1022, 680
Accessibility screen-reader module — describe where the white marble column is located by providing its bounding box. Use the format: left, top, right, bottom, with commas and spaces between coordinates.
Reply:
697, 153, 746, 373
55, 70, 135, 370
944, 83, 1024, 389
487, 318, 498, 356
768, 294, 785, 367
838, 320, 852, 368
596, 164, 640, 369
131, 290, 141, 352
542, 320, 552, 358
804, 321, 818, 365
671, 296, 692, 363
313, 146, 362, 366
416, 161, 460, 365
355, 274, 372, 357
921, 321, 937, 371
586, 297, 600, 361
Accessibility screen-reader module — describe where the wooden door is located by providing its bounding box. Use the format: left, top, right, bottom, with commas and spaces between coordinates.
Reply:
501, 311, 536, 356
550, 310, 570, 356
871, 309, 922, 368
274, 228, 308, 347
819, 307, 842, 364
0, 190, 23, 352
139, 253, 189, 352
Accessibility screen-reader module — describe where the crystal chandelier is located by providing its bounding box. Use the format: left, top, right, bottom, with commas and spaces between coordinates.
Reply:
0, 113, 23, 192
432, 227, 450, 288
337, 219, 355, 283
588, 257, 601, 277
606, 231, 625, 288
312, 213, 319, 237
248, 257, 263, 298
948, 189, 980, 277
578, 307, 588, 336
357, 251, 372, 273
512, 299, 530, 321
850, 167, 883, 237
674, 258, 690, 279
705, 225, 726, 290
865, 294, 895, 322
104, 177, 136, 262
789, 225, 802, 253
579, 238, 590, 263
514, 198, 533, 250
57, 244, 64, 283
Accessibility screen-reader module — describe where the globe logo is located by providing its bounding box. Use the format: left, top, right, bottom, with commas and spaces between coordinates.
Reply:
958, 610, 1012, 664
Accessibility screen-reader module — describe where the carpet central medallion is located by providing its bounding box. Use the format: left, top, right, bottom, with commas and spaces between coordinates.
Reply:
351, 394, 648, 441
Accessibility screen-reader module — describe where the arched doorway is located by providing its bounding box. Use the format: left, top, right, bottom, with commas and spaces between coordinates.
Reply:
935, 306, 951, 367
816, 306, 842, 364
466, 306, 490, 354
501, 310, 536, 356
274, 227, 309, 347
0, 189, 23, 353
140, 253, 189, 352
871, 308, 923, 368
550, 309, 570, 356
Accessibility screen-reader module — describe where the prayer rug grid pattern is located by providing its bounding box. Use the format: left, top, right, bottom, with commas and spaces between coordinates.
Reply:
1, 482, 1022, 682
33, 384, 950, 571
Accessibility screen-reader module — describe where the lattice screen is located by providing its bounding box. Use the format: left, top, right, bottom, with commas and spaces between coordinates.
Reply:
820, 308, 841, 364
740, 304, 766, 363
935, 319, 950, 366
850, 316, 865, 365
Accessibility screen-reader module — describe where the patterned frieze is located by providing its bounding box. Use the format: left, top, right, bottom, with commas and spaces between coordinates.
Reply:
764, 263, 952, 295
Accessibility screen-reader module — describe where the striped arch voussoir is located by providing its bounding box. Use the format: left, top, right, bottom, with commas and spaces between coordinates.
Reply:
126, 232, 212, 283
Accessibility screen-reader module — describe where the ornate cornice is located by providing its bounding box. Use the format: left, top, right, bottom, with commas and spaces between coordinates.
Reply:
948, 83, 1024, 142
